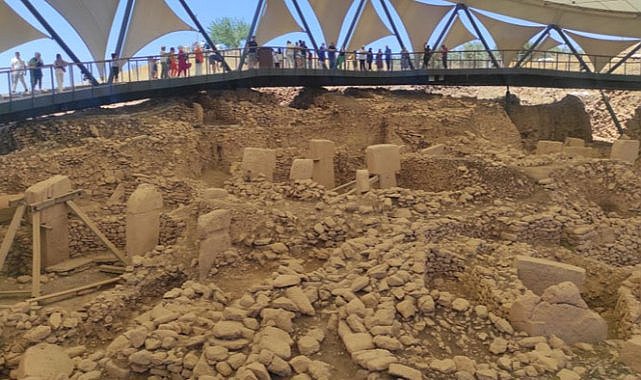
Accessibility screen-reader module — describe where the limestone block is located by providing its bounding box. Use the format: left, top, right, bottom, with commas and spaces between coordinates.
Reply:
197, 209, 232, 238
563, 146, 599, 158
203, 188, 228, 200
289, 159, 314, 181
242, 148, 276, 181
366, 144, 401, 188
510, 282, 607, 344
356, 170, 370, 194
516, 255, 585, 295
564, 137, 585, 147
611, 139, 640, 163
421, 144, 446, 156
198, 231, 232, 280
25, 175, 72, 267
309, 140, 335, 189
536, 141, 563, 155
620, 336, 641, 372
126, 184, 163, 258
16, 343, 73, 379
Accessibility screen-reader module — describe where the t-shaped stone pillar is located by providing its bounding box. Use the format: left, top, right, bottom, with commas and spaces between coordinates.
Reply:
610, 139, 640, 163
24, 175, 72, 268
309, 140, 335, 189
242, 148, 277, 181
198, 209, 232, 280
366, 144, 401, 188
126, 184, 163, 258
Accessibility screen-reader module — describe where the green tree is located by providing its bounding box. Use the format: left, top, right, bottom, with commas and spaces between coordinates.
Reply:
208, 17, 250, 49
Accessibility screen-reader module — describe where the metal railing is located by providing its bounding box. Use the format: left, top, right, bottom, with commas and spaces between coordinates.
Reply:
1, 47, 641, 106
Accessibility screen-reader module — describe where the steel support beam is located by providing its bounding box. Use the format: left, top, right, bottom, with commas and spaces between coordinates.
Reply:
178, 0, 231, 72
378, 0, 413, 69
342, 0, 367, 50
515, 26, 552, 68
433, 5, 460, 52
20, 0, 99, 86
600, 90, 624, 135
239, 0, 266, 71
114, 0, 135, 58
460, 5, 500, 68
553, 25, 591, 73
291, 0, 320, 54
608, 42, 641, 74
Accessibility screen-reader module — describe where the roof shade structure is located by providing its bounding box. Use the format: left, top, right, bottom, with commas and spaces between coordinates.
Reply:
564, 29, 640, 71
45, 0, 119, 64
0, 1, 48, 54
255, 0, 303, 45
390, 0, 453, 52
348, 0, 393, 50
308, 0, 353, 45
442, 16, 477, 49
120, 0, 194, 60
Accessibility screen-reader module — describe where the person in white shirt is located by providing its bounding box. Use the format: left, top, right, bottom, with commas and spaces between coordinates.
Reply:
53, 54, 68, 93
10, 52, 28, 93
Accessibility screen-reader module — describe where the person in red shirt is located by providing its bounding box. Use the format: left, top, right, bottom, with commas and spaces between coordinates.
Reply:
441, 44, 449, 69
177, 47, 190, 77
194, 44, 204, 75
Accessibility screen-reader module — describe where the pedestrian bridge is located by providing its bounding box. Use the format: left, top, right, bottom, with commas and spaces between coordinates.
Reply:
2, 49, 641, 123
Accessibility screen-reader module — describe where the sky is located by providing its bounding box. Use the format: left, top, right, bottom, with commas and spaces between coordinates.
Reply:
0, 0, 634, 91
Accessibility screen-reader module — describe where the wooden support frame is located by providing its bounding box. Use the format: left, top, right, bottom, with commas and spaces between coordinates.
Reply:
1, 189, 128, 302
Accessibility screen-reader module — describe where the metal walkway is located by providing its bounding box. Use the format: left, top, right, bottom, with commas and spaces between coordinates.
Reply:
2, 67, 641, 123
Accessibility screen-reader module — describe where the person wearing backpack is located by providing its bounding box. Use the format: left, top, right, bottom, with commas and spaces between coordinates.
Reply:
28, 52, 43, 93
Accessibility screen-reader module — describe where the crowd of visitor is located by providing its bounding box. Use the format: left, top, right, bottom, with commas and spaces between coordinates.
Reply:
5, 39, 451, 96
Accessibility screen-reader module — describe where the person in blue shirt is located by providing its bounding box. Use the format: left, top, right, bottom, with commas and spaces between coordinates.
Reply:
384, 46, 392, 71
318, 43, 327, 69
366, 48, 374, 70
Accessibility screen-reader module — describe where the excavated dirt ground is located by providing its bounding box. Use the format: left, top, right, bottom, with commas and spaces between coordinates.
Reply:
0, 87, 641, 380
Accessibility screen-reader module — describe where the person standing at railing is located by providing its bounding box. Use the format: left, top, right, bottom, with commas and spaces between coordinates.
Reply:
247, 36, 258, 69
318, 43, 327, 69
160, 47, 169, 79
441, 44, 449, 69
285, 41, 294, 68
177, 47, 190, 77
148, 56, 158, 79
273, 48, 282, 68
328, 43, 337, 70
422, 44, 431, 69
358, 47, 367, 71
384, 46, 392, 71
28, 52, 43, 92
375, 49, 384, 71
10, 52, 28, 94
53, 54, 68, 93
337, 49, 346, 70
400, 48, 410, 70
194, 43, 204, 76
107, 53, 120, 83
169, 48, 178, 77
351, 51, 358, 70
366, 48, 374, 71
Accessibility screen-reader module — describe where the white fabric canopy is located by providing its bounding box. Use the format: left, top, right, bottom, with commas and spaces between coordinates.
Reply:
45, 0, 118, 63
461, 0, 641, 39
442, 17, 477, 50
564, 30, 640, 72
255, 0, 303, 45
348, 0, 393, 50
473, 11, 545, 66
308, 0, 352, 45
537, 35, 562, 52
121, 0, 193, 59
0, 1, 47, 54
390, 0, 452, 52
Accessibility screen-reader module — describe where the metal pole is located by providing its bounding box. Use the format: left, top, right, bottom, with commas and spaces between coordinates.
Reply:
177, 0, 231, 72
342, 0, 367, 50
378, 0, 413, 69
600, 90, 624, 135
515, 26, 552, 68
20, 0, 99, 86
108, 0, 135, 84
432, 5, 460, 52
291, 0, 320, 54
608, 42, 641, 74
553, 25, 591, 72
460, 5, 500, 68
238, 0, 266, 71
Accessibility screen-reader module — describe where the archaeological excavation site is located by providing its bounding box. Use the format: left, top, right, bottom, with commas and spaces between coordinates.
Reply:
2, 86, 641, 380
